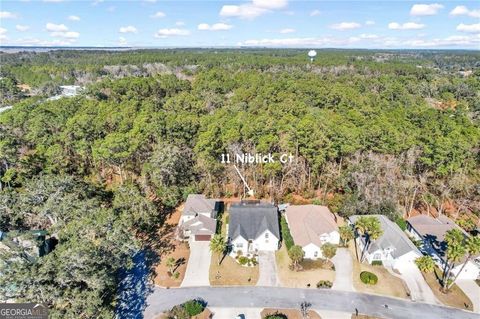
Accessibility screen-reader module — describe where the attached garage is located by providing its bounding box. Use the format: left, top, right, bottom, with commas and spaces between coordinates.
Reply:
194, 234, 212, 241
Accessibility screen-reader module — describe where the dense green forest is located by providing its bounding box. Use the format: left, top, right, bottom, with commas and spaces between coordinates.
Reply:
0, 49, 479, 317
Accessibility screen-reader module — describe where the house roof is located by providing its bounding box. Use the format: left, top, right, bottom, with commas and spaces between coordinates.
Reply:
183, 194, 218, 216
228, 201, 280, 241
350, 215, 420, 259
407, 214, 469, 259
285, 205, 338, 248
181, 214, 217, 235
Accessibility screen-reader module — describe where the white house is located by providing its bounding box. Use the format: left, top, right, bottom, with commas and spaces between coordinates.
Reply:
180, 194, 219, 224
349, 215, 422, 270
178, 194, 220, 242
228, 201, 280, 254
407, 214, 480, 280
285, 205, 340, 259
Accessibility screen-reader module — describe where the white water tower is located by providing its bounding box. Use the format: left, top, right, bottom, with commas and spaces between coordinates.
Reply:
308, 49, 317, 62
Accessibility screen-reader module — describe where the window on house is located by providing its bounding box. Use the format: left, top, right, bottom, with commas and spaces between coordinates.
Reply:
314, 251, 318, 257
265, 232, 269, 238
237, 243, 243, 248
373, 253, 381, 260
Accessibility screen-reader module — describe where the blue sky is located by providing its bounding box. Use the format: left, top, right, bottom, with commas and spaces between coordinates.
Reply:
0, 0, 479, 48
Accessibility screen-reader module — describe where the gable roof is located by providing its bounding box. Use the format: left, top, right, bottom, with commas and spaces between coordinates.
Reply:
181, 214, 217, 235
350, 215, 420, 259
285, 205, 338, 248
228, 201, 280, 241
407, 214, 468, 259
183, 194, 218, 216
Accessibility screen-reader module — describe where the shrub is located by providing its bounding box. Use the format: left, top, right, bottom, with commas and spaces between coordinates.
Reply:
316, 280, 333, 288
265, 313, 288, 319
371, 260, 383, 266
312, 198, 322, 205
360, 271, 378, 285
395, 217, 407, 231
238, 256, 249, 265
183, 299, 204, 316
281, 215, 294, 250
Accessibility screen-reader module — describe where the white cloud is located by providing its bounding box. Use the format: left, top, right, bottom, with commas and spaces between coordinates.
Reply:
51, 31, 79, 38
220, 0, 287, 19
45, 23, 80, 39
450, 6, 480, 18
0, 11, 17, 19
68, 15, 81, 21
4, 37, 77, 46
456, 23, 480, 33
46, 23, 68, 32
252, 0, 287, 9
238, 36, 361, 47
119, 36, 127, 45
279, 28, 295, 34
151, 11, 166, 18
0, 27, 7, 39
176, 21, 185, 26
388, 22, 425, 30
330, 22, 361, 31
310, 9, 321, 16
365, 20, 375, 25
410, 3, 443, 16
197, 23, 233, 31
92, 0, 104, 5
16, 25, 30, 31
359, 33, 379, 39
154, 28, 190, 38
119, 26, 138, 33
220, 4, 267, 19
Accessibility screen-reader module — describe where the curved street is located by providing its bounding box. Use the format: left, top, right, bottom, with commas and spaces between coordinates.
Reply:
143, 286, 480, 319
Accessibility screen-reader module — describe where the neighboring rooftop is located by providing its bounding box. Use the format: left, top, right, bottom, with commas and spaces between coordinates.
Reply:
350, 215, 420, 259
285, 205, 338, 248
183, 194, 218, 216
181, 214, 217, 235
228, 201, 280, 241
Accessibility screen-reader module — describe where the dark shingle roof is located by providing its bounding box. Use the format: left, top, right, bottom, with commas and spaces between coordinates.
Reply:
228, 201, 280, 241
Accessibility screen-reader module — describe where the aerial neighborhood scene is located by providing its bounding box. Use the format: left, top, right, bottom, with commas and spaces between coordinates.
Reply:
0, 1, 480, 319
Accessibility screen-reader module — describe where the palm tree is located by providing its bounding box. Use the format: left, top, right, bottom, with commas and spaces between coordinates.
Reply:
442, 229, 466, 291
339, 225, 354, 247
321, 243, 337, 262
288, 245, 304, 271
165, 257, 176, 275
415, 255, 435, 273
354, 217, 369, 262
447, 235, 480, 290
210, 234, 226, 265
356, 216, 383, 263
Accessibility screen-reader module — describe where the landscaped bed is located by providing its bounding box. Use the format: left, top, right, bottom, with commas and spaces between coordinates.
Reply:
276, 244, 335, 288
349, 244, 409, 299
421, 266, 473, 310
261, 308, 322, 319
209, 252, 259, 286
154, 205, 190, 287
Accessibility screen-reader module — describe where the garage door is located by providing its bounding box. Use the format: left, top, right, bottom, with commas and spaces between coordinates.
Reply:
194, 234, 211, 241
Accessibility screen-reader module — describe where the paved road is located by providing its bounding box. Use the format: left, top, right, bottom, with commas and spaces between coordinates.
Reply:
180, 241, 211, 287
332, 248, 355, 292
143, 286, 480, 319
256, 251, 279, 286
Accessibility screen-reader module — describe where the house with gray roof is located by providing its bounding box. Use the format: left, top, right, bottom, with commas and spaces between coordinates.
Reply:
349, 215, 422, 269
179, 214, 217, 242
228, 201, 280, 254
180, 194, 220, 224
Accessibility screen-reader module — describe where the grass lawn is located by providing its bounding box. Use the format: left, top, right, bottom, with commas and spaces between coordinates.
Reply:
209, 252, 259, 286
349, 244, 409, 299
261, 308, 322, 319
421, 267, 473, 310
276, 244, 335, 288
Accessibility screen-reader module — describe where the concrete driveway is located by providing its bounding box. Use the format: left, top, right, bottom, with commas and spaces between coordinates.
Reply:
457, 280, 480, 313
256, 251, 279, 286
395, 262, 438, 304
210, 307, 261, 319
332, 248, 355, 291
180, 241, 211, 287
